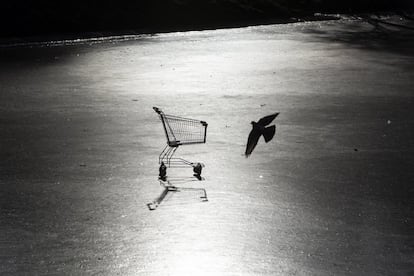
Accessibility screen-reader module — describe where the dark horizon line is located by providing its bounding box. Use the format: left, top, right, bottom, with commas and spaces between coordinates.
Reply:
1, 10, 411, 48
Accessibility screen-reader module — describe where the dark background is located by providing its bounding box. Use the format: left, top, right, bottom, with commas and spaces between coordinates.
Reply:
1, 0, 413, 39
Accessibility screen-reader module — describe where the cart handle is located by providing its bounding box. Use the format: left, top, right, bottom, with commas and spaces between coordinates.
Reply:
153, 106, 162, 114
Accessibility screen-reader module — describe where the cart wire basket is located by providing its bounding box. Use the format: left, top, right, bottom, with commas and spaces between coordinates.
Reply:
153, 106, 208, 169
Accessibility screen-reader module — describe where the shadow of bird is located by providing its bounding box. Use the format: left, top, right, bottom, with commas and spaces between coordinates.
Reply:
245, 113, 279, 157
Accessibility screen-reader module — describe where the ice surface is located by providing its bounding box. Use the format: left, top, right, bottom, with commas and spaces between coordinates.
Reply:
0, 18, 413, 275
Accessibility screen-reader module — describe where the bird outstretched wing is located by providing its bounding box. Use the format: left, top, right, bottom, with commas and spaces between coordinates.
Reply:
245, 129, 261, 157
263, 125, 276, 143
257, 113, 279, 126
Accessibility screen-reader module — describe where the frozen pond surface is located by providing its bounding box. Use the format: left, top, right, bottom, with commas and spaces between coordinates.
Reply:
1, 18, 413, 275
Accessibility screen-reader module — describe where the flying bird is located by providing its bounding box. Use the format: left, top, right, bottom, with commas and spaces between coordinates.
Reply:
245, 113, 279, 157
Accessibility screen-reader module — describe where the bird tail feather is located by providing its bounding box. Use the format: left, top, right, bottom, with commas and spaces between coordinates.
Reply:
263, 125, 275, 143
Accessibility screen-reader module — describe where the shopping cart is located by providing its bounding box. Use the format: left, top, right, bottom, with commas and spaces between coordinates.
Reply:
153, 106, 207, 174
148, 107, 208, 210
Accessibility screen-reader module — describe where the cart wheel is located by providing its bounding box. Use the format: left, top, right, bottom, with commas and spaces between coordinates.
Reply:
193, 163, 202, 176
159, 162, 167, 181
